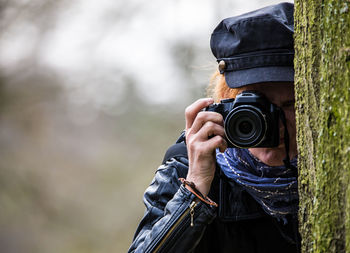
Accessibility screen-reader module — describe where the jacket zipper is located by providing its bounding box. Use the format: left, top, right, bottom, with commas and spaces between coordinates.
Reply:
152, 200, 199, 253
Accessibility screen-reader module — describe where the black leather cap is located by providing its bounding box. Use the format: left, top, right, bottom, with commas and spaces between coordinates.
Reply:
210, 2, 294, 88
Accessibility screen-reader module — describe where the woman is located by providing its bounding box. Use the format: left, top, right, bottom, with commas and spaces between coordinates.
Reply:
128, 2, 300, 252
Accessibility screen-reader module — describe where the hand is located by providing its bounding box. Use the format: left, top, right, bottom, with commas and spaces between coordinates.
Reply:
185, 98, 227, 196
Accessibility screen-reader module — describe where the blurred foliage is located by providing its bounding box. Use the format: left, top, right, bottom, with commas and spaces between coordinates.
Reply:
0, 0, 284, 252
0, 67, 188, 252
0, 1, 203, 252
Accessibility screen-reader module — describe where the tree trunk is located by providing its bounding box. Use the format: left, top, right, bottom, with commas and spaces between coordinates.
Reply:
294, 1, 350, 252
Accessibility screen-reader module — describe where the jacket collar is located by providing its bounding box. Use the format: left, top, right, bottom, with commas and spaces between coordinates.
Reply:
210, 168, 265, 222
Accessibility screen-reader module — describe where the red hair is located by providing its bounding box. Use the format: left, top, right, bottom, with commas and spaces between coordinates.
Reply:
207, 70, 245, 102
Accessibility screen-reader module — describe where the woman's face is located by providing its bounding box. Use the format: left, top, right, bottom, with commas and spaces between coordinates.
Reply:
238, 82, 297, 166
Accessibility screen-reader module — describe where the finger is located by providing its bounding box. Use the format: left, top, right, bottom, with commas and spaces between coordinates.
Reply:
202, 135, 227, 153
219, 139, 228, 153
195, 121, 226, 141
189, 111, 224, 135
185, 98, 214, 130
199, 122, 227, 152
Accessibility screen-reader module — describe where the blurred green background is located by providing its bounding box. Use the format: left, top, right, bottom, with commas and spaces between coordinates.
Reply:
0, 0, 293, 252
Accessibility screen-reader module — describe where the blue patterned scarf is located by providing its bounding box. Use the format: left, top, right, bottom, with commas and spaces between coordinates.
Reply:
216, 148, 298, 223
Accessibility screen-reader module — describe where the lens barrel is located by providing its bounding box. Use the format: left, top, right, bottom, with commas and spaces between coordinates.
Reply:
224, 105, 267, 148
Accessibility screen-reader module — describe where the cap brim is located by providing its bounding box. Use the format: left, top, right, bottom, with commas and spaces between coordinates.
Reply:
225, 66, 294, 88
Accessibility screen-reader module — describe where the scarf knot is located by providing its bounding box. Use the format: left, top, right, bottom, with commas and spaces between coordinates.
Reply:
216, 148, 298, 223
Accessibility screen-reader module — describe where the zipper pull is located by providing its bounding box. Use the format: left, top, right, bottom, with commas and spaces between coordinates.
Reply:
190, 201, 198, 227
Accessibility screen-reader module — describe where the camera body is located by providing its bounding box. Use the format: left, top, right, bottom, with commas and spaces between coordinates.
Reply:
205, 91, 280, 148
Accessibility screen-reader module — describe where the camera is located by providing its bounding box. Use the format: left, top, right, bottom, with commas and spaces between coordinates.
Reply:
205, 91, 280, 148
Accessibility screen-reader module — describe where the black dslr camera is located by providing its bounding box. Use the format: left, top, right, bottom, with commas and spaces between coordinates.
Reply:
205, 91, 280, 148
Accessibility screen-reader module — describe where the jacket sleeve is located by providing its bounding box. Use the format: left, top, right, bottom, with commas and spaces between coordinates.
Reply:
128, 158, 217, 253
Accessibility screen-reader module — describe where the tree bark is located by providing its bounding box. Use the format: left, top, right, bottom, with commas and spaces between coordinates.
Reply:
294, 1, 350, 252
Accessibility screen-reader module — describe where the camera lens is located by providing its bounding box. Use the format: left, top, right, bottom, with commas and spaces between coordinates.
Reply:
224, 105, 267, 148
238, 120, 253, 135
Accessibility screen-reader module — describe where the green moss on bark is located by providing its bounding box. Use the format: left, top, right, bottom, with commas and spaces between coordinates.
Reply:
295, 1, 350, 252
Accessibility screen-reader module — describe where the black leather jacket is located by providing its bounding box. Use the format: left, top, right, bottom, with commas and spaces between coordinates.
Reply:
128, 141, 300, 253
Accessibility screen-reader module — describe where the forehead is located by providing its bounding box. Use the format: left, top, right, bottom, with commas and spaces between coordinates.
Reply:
240, 82, 294, 104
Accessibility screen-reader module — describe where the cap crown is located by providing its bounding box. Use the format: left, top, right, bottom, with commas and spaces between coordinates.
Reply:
210, 2, 294, 88
210, 2, 294, 58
